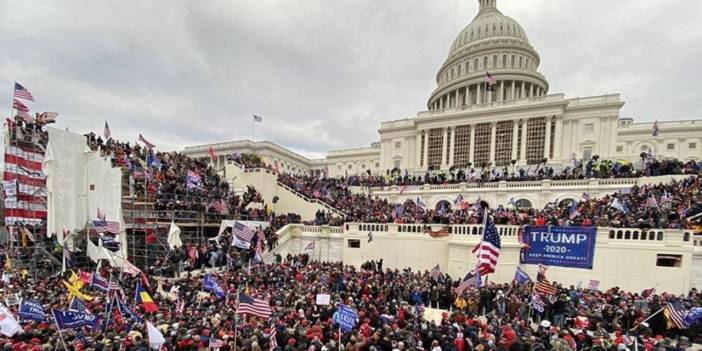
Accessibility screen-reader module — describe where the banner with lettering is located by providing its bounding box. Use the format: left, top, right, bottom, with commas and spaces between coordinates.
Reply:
520, 226, 597, 269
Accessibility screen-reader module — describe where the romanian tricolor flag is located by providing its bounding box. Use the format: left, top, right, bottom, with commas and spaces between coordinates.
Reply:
135, 281, 158, 313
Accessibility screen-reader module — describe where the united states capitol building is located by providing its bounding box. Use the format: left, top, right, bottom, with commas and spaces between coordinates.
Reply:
184, 0, 702, 177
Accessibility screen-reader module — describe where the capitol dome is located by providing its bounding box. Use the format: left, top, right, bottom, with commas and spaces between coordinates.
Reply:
427, 0, 549, 111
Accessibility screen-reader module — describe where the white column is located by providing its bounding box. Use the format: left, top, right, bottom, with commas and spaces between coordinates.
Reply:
415, 130, 423, 168
544, 117, 552, 159
449, 126, 456, 166
499, 81, 505, 101
520, 119, 528, 162
553, 116, 563, 161
423, 129, 429, 167
476, 83, 482, 104
489, 122, 497, 164
455, 90, 460, 108
511, 120, 519, 160
530, 84, 535, 98
469, 125, 476, 164
439, 96, 444, 109
510, 81, 516, 101
520, 81, 526, 99
441, 127, 449, 168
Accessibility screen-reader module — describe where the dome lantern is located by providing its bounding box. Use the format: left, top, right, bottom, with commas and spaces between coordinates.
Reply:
479, 0, 497, 12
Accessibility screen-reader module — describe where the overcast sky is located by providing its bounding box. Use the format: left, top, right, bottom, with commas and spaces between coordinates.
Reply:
1, 0, 701, 158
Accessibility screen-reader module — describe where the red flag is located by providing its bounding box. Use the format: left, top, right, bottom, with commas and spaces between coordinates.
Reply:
208, 147, 217, 163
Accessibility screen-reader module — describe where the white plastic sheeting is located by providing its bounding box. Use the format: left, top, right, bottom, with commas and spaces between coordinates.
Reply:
44, 128, 88, 243
43, 128, 125, 258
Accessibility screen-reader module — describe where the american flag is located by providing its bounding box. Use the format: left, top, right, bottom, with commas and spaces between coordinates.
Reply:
233, 222, 255, 242
642, 288, 656, 301
237, 292, 272, 318
645, 196, 659, 209
268, 326, 278, 351
13, 82, 35, 101
208, 199, 229, 215
186, 170, 202, 190
664, 303, 688, 329
15, 110, 33, 123
430, 264, 444, 281
652, 120, 659, 136
367, 231, 373, 243
37, 112, 58, 124
471, 216, 501, 275
104, 121, 112, 140
485, 72, 497, 85
12, 99, 29, 112
93, 219, 120, 234
253, 114, 263, 123
582, 192, 591, 202
456, 269, 481, 295
534, 280, 558, 296
175, 299, 185, 314
138, 134, 155, 150
661, 190, 672, 204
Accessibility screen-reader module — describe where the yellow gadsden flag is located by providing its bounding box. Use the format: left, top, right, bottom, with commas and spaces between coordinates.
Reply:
63, 272, 93, 301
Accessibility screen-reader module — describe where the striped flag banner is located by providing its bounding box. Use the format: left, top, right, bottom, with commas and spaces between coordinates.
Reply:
664, 303, 688, 329
471, 216, 501, 275
138, 134, 155, 150
237, 292, 272, 318
13, 82, 35, 101
534, 280, 558, 296
4, 145, 47, 225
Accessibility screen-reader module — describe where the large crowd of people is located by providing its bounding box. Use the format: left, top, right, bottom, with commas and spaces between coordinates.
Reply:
0, 255, 700, 350
283, 170, 702, 230
86, 133, 266, 221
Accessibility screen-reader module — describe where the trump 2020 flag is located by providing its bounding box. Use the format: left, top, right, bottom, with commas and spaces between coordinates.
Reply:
202, 273, 225, 299
18, 299, 48, 323
514, 267, 531, 284
52, 309, 98, 330
337, 304, 359, 333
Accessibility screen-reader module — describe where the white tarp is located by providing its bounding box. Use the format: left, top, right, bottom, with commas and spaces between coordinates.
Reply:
44, 128, 123, 253
44, 128, 89, 243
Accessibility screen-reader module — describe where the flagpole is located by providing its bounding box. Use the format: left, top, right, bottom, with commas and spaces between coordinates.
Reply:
233, 290, 240, 350
51, 310, 70, 351
251, 115, 254, 142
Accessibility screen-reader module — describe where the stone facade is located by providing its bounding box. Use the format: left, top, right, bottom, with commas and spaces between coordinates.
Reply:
183, 0, 702, 177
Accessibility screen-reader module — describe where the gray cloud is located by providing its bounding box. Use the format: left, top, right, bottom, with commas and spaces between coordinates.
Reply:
1, 0, 700, 158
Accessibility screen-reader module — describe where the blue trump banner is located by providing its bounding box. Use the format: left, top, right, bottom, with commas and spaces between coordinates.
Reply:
203, 273, 225, 299
18, 299, 48, 323
520, 226, 597, 269
52, 309, 98, 330
337, 304, 358, 332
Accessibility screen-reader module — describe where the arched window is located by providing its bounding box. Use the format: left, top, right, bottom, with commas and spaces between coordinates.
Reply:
502, 55, 507, 67
492, 55, 497, 67
483, 56, 488, 68
514, 199, 532, 209
435, 200, 452, 212
519, 56, 523, 68
466, 61, 470, 73
474, 58, 479, 71
511, 55, 515, 67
